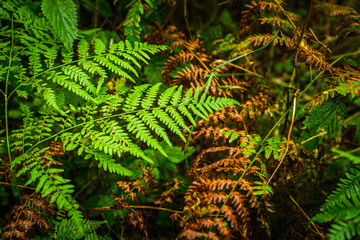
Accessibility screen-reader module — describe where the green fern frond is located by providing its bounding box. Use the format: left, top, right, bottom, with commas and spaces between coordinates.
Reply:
316, 168, 360, 214
312, 168, 360, 240
153, 108, 187, 142
14, 149, 85, 234
78, 38, 89, 59
124, 0, 143, 43
137, 110, 172, 146
58, 84, 238, 166
327, 221, 360, 240
142, 83, 161, 108
178, 88, 197, 125
94, 152, 133, 176
10, 103, 35, 151
52, 217, 105, 239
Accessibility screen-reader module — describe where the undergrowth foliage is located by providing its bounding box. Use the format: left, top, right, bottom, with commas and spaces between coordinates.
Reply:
1, 0, 360, 239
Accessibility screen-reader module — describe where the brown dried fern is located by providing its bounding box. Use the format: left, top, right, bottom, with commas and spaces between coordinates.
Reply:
1, 193, 55, 240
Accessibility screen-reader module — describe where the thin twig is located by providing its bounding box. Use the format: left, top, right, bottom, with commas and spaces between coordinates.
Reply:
309, 28, 332, 53
289, 194, 326, 239
301, 131, 327, 145
267, 89, 299, 186
0, 181, 36, 191
90, 205, 183, 214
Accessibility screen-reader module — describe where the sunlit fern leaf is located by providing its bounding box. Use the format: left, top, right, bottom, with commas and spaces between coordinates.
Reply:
137, 110, 172, 146
123, 84, 150, 112
107, 54, 139, 78
117, 52, 142, 68
178, 88, 197, 125
41, 84, 65, 115
15, 149, 84, 234
47, 70, 96, 103
94, 54, 135, 83
171, 85, 183, 104
28, 53, 43, 75
125, 114, 167, 156
85, 123, 153, 164
94, 152, 133, 176
158, 85, 177, 107
78, 39, 89, 59
62, 65, 97, 94
61, 50, 74, 64
153, 108, 187, 142
142, 83, 161, 108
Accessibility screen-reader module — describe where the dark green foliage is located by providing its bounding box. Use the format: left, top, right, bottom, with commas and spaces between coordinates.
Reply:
302, 100, 347, 151
312, 167, 360, 240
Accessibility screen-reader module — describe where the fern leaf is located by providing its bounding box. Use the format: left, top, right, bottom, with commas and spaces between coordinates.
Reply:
124, 0, 143, 43
48, 71, 96, 103
327, 221, 359, 240
158, 85, 177, 107
94, 55, 135, 82
171, 85, 183, 105
41, 83, 65, 115
117, 52, 141, 68
52, 217, 104, 239
178, 88, 197, 125
78, 38, 89, 59
142, 83, 161, 108
94, 38, 106, 54
153, 108, 186, 142
41, 0, 78, 50
124, 114, 167, 156
137, 110, 172, 146
123, 84, 149, 112
165, 107, 191, 132
107, 54, 139, 77
94, 152, 133, 176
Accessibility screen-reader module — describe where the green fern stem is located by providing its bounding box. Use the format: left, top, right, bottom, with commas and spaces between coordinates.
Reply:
3, 14, 22, 203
